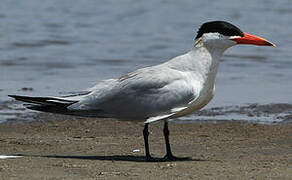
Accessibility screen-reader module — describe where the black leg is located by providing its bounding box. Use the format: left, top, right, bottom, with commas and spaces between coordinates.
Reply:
163, 121, 174, 157
143, 121, 190, 162
143, 123, 154, 161
162, 121, 190, 161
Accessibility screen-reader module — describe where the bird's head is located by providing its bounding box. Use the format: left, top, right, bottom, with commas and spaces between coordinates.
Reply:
195, 21, 275, 50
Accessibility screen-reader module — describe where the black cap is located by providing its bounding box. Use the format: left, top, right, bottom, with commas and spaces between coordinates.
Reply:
195, 21, 244, 40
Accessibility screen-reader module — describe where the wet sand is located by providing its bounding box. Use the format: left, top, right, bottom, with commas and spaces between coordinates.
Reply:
0, 113, 292, 180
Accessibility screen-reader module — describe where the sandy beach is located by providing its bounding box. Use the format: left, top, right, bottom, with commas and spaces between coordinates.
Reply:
0, 113, 291, 180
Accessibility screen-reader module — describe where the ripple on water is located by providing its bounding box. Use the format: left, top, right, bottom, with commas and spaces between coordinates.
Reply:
0, 60, 75, 69
88, 58, 133, 66
0, 101, 36, 124
224, 54, 267, 62
179, 103, 292, 125
11, 40, 71, 48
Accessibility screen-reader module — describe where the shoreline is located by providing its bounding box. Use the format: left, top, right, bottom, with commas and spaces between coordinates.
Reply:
1, 113, 292, 179
2, 100, 292, 125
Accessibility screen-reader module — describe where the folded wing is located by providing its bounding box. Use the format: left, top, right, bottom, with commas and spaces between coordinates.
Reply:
69, 67, 199, 122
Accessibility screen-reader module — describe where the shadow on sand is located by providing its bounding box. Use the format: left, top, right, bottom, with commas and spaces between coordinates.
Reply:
14, 154, 208, 162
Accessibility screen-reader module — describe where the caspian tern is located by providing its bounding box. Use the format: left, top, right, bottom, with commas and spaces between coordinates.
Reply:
9, 21, 275, 161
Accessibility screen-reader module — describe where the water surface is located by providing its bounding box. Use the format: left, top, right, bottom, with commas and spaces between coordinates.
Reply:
1, 0, 292, 123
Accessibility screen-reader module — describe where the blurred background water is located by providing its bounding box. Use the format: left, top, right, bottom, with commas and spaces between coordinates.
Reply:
1, 0, 292, 123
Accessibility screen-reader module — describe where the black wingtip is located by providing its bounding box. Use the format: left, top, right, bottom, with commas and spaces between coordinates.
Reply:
8, 95, 33, 102
8, 94, 28, 100
8, 95, 18, 99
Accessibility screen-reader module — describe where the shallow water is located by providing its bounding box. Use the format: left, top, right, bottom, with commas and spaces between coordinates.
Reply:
1, 0, 292, 123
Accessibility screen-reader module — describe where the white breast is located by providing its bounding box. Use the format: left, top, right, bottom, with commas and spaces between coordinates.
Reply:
167, 40, 225, 118
173, 82, 215, 118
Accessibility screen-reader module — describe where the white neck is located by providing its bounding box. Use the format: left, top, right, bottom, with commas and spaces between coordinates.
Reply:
192, 42, 224, 86
166, 39, 231, 90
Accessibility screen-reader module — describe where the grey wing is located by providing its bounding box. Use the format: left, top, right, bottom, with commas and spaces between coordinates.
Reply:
69, 68, 198, 121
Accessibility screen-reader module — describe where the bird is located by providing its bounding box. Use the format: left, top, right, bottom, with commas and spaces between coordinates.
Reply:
9, 21, 275, 162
